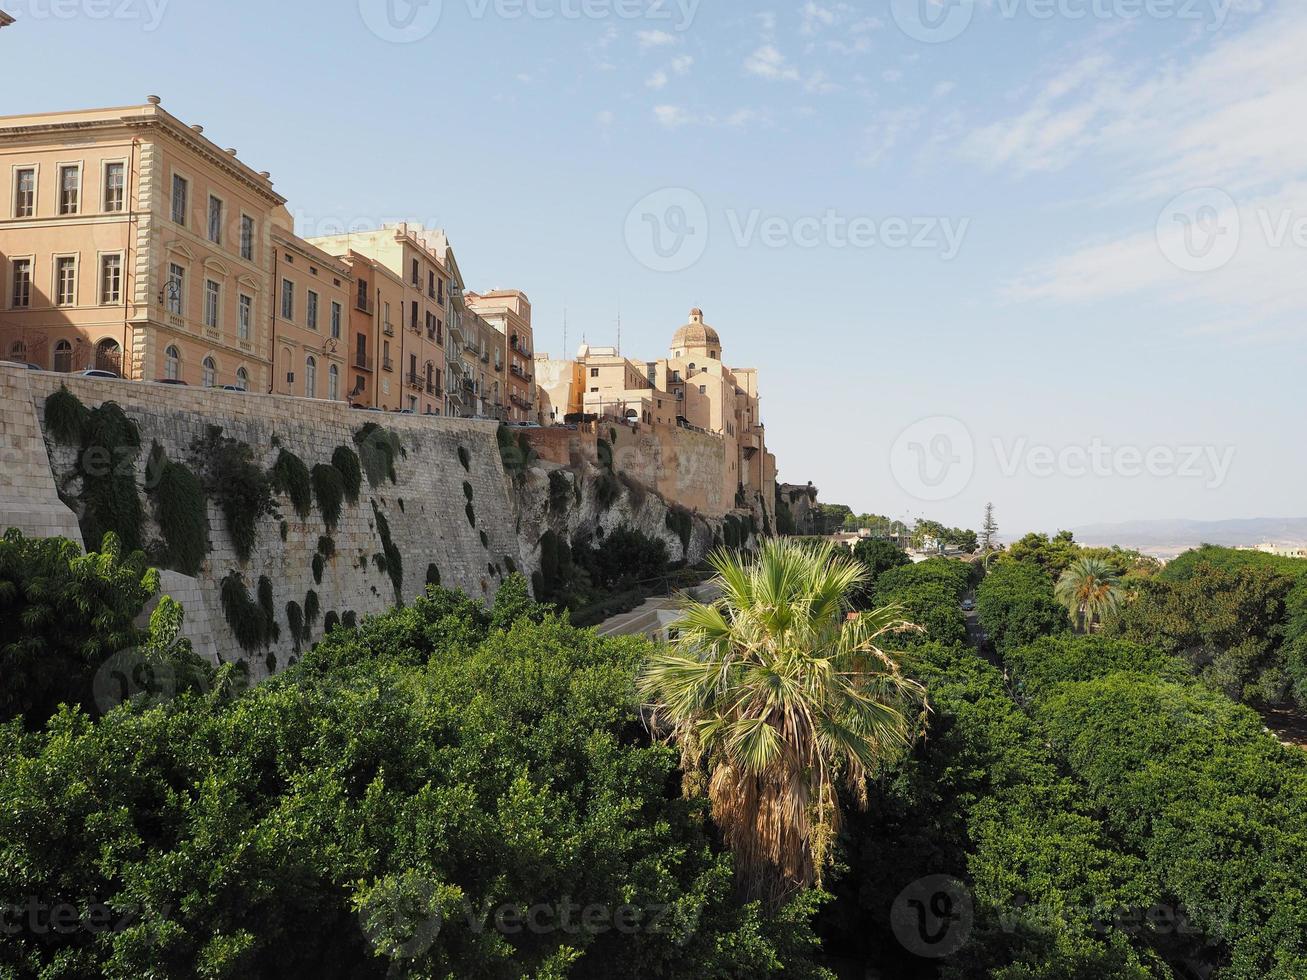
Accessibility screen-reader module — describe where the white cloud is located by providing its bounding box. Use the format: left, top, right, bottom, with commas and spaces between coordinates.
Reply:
638, 29, 678, 49
882, 68, 902, 83
653, 105, 693, 128
933, 80, 956, 98
745, 44, 800, 81
647, 70, 669, 90
670, 54, 694, 75
596, 110, 615, 127
861, 107, 923, 166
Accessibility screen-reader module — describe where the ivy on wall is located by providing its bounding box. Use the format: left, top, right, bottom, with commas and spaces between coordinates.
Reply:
146, 442, 209, 576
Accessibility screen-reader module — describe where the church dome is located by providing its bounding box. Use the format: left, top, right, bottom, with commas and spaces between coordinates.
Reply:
672, 308, 721, 350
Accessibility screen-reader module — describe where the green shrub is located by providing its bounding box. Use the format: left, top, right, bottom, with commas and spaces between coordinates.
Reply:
312, 553, 325, 585
146, 443, 209, 576
665, 507, 693, 551
976, 559, 1070, 654
44, 385, 88, 444
342, 610, 357, 629
311, 463, 346, 531
270, 449, 312, 519
323, 610, 340, 633
221, 572, 278, 652
62, 401, 145, 554
426, 563, 441, 587
371, 501, 403, 604
354, 423, 403, 486
285, 601, 305, 651
191, 426, 274, 563
597, 438, 613, 470
304, 590, 320, 629
317, 535, 335, 559
331, 445, 363, 503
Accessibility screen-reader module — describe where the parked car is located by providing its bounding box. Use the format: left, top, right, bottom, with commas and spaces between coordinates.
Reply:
961, 599, 976, 612
153, 378, 189, 386
1, 359, 42, 371
77, 368, 120, 379
216, 385, 247, 392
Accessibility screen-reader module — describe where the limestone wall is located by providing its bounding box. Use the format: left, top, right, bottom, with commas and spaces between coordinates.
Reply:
0, 364, 524, 680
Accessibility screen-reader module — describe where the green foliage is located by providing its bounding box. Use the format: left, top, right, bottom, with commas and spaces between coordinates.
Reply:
285, 600, 305, 652
146, 442, 209, 576
593, 469, 621, 510
977, 559, 1071, 654
342, 611, 357, 629
57, 399, 145, 553
304, 590, 320, 630
318, 535, 335, 559
457, 445, 472, 471
574, 527, 671, 593
665, 507, 693, 551
850, 537, 910, 584
549, 469, 572, 514
312, 553, 325, 585
1005, 530, 1084, 574
597, 437, 614, 470
220, 571, 280, 652
323, 610, 340, 633
271, 449, 313, 520
1006, 634, 1193, 698
191, 426, 275, 562
1110, 551, 1302, 709
371, 501, 403, 604
331, 445, 363, 504
0, 530, 209, 728
426, 563, 441, 588
312, 463, 346, 531
353, 423, 403, 487
43, 385, 88, 444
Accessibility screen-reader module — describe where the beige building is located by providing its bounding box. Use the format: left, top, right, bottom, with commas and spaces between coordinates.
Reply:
541, 308, 776, 512
467, 289, 534, 422
268, 223, 351, 401
0, 10, 13, 28
0, 98, 290, 390
308, 223, 450, 415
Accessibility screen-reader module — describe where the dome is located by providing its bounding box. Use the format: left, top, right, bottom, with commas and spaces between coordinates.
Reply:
672, 308, 721, 350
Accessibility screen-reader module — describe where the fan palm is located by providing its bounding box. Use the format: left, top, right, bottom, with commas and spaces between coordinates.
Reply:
637, 538, 927, 907
1055, 557, 1124, 632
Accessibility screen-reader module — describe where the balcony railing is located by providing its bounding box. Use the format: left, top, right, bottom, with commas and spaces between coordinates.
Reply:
353, 352, 375, 371
382, 357, 394, 372
407, 372, 424, 391
382, 322, 394, 337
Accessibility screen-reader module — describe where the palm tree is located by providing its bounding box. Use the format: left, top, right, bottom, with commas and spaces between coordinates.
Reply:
1055, 557, 1124, 633
638, 539, 927, 907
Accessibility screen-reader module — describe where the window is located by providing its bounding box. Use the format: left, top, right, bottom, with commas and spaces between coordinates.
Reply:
356, 277, 369, 310
590, 387, 599, 394
590, 368, 600, 378
166, 263, 185, 315
281, 278, 294, 320
240, 214, 255, 260
204, 279, 220, 329
437, 278, 444, 304
58, 165, 80, 215
165, 345, 180, 381
207, 196, 223, 244
411, 258, 419, 286
328, 364, 339, 401
171, 173, 188, 225
238, 293, 252, 341
14, 168, 35, 217
330, 301, 341, 340
10, 341, 27, 362
305, 356, 317, 398
699, 385, 707, 395
103, 163, 125, 212
100, 254, 122, 304
307, 290, 319, 330
54, 340, 73, 373
428, 270, 435, 298
235, 366, 249, 391
202, 356, 217, 388
55, 256, 77, 306
410, 301, 418, 330
11, 259, 32, 308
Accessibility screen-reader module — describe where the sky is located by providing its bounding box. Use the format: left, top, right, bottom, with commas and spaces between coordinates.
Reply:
3, 0, 1305, 536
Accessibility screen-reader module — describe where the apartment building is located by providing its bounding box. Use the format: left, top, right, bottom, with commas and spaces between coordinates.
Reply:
268, 224, 351, 401
0, 99, 288, 390
467, 289, 535, 422
0, 10, 13, 28
308, 224, 449, 415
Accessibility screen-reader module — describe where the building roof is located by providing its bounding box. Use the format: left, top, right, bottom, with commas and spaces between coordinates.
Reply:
0, 10, 13, 27
672, 308, 721, 349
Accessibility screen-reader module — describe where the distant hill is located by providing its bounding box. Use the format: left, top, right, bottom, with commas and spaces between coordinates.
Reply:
1072, 518, 1307, 559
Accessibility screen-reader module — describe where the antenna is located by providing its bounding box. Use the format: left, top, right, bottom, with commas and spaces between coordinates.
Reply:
616, 305, 622, 355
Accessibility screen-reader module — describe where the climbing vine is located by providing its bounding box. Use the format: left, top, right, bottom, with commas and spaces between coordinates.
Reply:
271, 450, 313, 520
146, 442, 209, 576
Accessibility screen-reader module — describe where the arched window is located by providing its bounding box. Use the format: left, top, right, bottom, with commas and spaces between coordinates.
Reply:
235, 366, 249, 391
164, 345, 180, 381
53, 340, 73, 373
95, 338, 121, 375
328, 364, 339, 401
305, 355, 317, 399
10, 341, 27, 362
202, 356, 217, 388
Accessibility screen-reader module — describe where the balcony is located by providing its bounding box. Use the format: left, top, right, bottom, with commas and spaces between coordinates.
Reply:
511, 340, 533, 359
353, 352, 375, 372
407, 372, 424, 391
382, 357, 394, 373
510, 364, 526, 380
382, 322, 394, 337
355, 297, 374, 315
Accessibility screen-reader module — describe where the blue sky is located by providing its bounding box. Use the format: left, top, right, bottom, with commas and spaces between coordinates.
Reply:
3, 0, 1304, 535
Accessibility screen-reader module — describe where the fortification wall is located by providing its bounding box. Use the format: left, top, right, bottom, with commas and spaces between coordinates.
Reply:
0, 364, 523, 680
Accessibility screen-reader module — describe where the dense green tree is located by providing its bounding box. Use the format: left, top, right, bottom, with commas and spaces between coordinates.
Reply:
1055, 557, 1125, 633
976, 559, 1070, 654
1005, 531, 1081, 575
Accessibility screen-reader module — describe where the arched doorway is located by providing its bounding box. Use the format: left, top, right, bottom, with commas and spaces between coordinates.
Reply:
53, 340, 73, 373
95, 338, 122, 375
